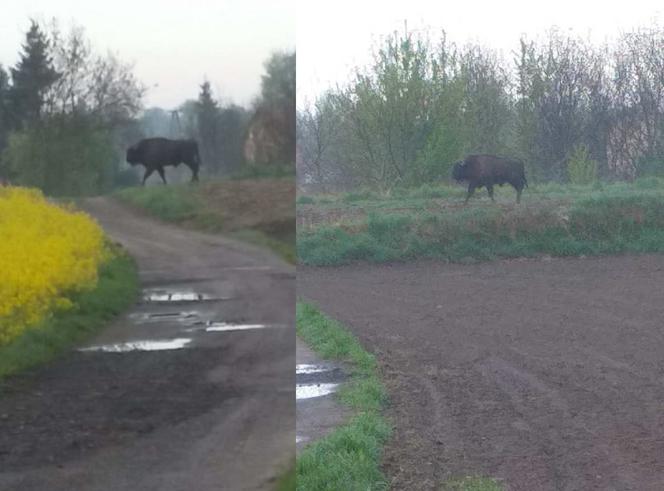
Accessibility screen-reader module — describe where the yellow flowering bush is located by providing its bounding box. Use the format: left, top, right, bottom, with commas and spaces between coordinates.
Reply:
0, 187, 108, 345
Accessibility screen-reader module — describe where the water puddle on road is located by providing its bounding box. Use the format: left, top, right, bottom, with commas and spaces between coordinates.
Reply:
130, 311, 199, 323
296, 364, 333, 375
142, 289, 231, 303
296, 383, 339, 400
184, 321, 282, 333
79, 338, 192, 352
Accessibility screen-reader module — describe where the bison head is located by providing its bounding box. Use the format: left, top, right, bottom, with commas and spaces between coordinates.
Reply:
451, 161, 467, 182
126, 145, 140, 166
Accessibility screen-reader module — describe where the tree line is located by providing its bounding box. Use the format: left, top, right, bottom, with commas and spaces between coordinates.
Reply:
0, 20, 295, 195
297, 24, 664, 191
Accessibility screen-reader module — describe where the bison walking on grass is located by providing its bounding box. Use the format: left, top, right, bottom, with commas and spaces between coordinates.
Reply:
126, 138, 201, 185
452, 154, 528, 204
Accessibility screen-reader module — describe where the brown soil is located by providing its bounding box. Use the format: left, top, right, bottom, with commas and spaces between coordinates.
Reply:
299, 256, 664, 490
198, 178, 295, 234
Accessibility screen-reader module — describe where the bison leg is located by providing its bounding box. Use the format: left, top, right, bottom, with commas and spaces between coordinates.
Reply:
464, 183, 477, 204
511, 183, 524, 204
157, 167, 167, 185
142, 168, 155, 186
190, 166, 199, 183
487, 184, 495, 202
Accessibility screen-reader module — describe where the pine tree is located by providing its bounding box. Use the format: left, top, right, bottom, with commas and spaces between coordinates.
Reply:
196, 81, 220, 174
9, 20, 59, 127
0, 65, 9, 146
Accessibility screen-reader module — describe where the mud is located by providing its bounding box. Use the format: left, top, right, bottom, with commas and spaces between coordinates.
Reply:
299, 256, 664, 490
295, 338, 350, 453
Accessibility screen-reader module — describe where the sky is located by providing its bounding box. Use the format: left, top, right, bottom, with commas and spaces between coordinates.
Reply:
297, 0, 664, 107
0, 0, 294, 109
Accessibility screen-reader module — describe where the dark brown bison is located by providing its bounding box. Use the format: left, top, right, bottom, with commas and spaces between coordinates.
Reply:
126, 138, 201, 185
452, 154, 528, 204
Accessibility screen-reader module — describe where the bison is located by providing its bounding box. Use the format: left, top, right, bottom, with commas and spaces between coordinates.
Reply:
452, 154, 527, 204
126, 138, 201, 185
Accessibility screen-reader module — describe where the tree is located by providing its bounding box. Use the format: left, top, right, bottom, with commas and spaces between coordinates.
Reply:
1, 20, 144, 195
9, 20, 59, 127
44, 22, 144, 127
0, 65, 10, 154
245, 52, 296, 166
196, 81, 221, 174
297, 94, 343, 191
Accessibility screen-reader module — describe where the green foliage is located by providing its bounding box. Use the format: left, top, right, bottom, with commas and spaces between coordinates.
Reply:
8, 20, 59, 127
116, 185, 198, 222
567, 144, 597, 185
3, 116, 117, 196
297, 195, 315, 205
296, 303, 390, 491
0, 251, 139, 380
442, 476, 504, 491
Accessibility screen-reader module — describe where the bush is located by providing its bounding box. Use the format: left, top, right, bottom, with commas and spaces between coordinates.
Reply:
0, 187, 108, 345
567, 144, 597, 185
297, 195, 315, 205
2, 116, 117, 196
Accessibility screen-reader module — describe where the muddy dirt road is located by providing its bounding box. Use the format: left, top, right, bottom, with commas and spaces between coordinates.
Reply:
0, 197, 294, 491
299, 256, 664, 490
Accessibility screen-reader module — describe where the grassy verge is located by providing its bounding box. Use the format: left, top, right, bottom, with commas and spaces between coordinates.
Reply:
116, 178, 295, 263
442, 476, 503, 491
275, 463, 296, 491
298, 185, 664, 266
0, 250, 139, 380
296, 302, 390, 490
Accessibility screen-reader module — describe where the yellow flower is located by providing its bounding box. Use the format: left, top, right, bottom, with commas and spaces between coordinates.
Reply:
0, 187, 108, 345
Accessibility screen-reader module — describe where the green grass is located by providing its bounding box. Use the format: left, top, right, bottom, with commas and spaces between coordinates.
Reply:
442, 476, 503, 491
0, 250, 139, 380
298, 180, 664, 266
116, 179, 295, 263
296, 302, 390, 490
115, 184, 198, 222
275, 462, 296, 491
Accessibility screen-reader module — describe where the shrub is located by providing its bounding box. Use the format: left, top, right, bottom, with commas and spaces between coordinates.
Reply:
567, 144, 598, 185
0, 186, 108, 345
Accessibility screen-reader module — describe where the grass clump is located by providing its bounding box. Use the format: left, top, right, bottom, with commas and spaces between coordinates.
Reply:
442, 476, 504, 491
296, 302, 390, 490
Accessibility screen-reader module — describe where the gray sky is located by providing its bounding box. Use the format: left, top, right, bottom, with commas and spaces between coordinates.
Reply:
0, 0, 294, 109
297, 0, 664, 106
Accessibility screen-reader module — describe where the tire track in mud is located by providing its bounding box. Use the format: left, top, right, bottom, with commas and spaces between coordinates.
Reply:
300, 256, 664, 490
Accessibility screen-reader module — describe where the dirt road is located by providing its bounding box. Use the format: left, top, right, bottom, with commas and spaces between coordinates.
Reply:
0, 197, 294, 491
299, 256, 664, 490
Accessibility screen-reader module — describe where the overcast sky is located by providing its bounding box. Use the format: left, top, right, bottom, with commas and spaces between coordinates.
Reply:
297, 0, 664, 107
0, 0, 294, 109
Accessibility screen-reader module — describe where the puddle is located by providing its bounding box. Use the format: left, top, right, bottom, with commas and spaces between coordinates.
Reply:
80, 338, 192, 352
296, 364, 333, 374
296, 383, 339, 400
142, 289, 230, 303
184, 321, 280, 333
130, 311, 199, 323
204, 322, 268, 332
